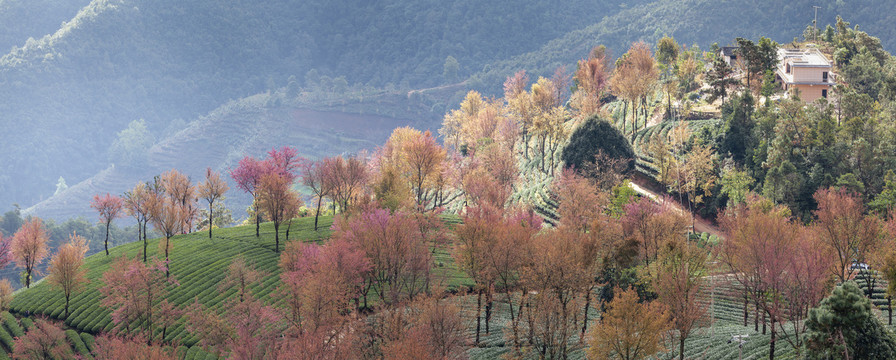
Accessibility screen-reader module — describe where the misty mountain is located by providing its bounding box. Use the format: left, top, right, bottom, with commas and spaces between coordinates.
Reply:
2, 0, 895, 219
0, 0, 627, 210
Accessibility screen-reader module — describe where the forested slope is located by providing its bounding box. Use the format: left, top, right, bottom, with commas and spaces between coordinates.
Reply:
474, 0, 896, 93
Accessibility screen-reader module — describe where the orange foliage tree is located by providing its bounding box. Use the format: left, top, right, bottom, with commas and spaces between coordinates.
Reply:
587, 287, 670, 360
381, 296, 467, 360
47, 233, 89, 318
572, 46, 612, 117
160, 169, 197, 234
150, 196, 185, 278
11, 218, 49, 288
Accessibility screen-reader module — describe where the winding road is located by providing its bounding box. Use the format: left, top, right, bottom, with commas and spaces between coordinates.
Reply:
628, 174, 724, 239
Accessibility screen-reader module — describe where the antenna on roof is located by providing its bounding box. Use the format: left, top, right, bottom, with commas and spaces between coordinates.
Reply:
813, 6, 821, 42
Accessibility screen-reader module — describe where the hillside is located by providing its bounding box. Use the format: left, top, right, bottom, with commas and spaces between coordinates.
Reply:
5, 0, 896, 214
0, 0, 91, 52
0, 0, 617, 210
473, 0, 896, 93
24, 93, 416, 221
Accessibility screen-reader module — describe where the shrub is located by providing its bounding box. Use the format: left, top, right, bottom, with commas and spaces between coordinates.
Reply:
560, 114, 634, 174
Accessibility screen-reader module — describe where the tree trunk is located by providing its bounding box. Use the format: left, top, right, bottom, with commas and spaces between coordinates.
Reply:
769, 316, 776, 360
511, 291, 524, 350
680, 336, 686, 360
743, 291, 749, 327
889, 296, 892, 325
208, 201, 214, 239
65, 294, 70, 318
581, 288, 592, 341
274, 222, 280, 253
485, 290, 492, 335
475, 288, 482, 346
285, 218, 293, 242
143, 221, 148, 263
254, 198, 260, 237
314, 196, 322, 231
621, 101, 628, 135
105, 222, 111, 256
165, 237, 171, 278
762, 310, 766, 335
754, 298, 759, 332
523, 132, 530, 159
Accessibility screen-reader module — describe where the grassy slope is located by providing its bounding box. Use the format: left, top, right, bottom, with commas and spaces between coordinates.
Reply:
10, 215, 473, 349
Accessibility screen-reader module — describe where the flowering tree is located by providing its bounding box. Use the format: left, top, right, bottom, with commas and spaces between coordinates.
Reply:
322, 155, 369, 215
124, 182, 152, 262
47, 233, 89, 318
93, 335, 179, 360
719, 195, 824, 359
91, 193, 124, 256
12, 319, 72, 359
265, 146, 303, 183
187, 258, 284, 359
150, 197, 185, 278
257, 171, 301, 253
197, 167, 229, 239
230, 156, 268, 237
814, 187, 884, 286
219, 255, 264, 303
652, 243, 708, 360
11, 218, 49, 288
160, 169, 196, 234
331, 208, 429, 307
100, 255, 178, 339
302, 160, 332, 231
279, 238, 369, 335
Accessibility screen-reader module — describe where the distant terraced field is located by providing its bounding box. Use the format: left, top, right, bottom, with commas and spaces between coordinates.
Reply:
25, 96, 418, 222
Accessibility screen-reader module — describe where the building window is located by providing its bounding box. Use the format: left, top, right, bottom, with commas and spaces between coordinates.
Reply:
786, 63, 791, 73
822, 89, 828, 98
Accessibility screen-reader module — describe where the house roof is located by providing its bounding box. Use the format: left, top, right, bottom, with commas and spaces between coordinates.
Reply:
720, 46, 738, 57
777, 48, 831, 68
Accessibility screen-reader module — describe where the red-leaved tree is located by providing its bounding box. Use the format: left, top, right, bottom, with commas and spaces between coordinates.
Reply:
91, 193, 124, 256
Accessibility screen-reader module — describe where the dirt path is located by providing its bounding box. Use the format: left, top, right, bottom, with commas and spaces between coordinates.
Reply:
407, 80, 467, 98
628, 174, 724, 239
